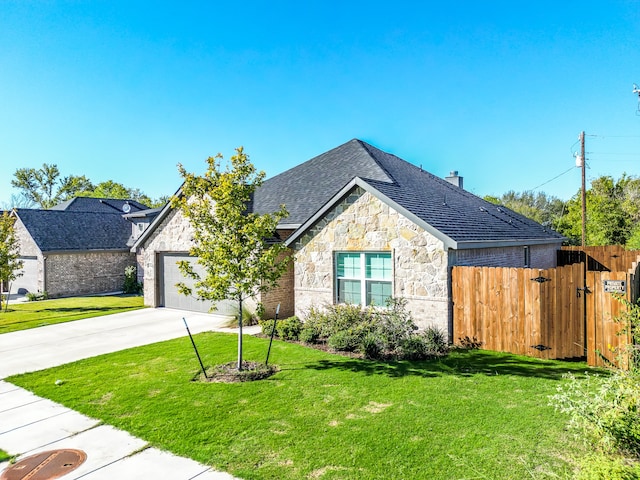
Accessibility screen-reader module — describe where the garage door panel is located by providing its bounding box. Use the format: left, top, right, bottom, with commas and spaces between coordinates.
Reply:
11, 257, 38, 294
160, 253, 236, 315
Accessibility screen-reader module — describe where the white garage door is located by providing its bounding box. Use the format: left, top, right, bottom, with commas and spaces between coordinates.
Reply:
11, 257, 38, 295
159, 253, 237, 315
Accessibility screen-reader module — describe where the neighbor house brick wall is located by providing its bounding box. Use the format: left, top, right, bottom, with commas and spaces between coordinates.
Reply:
453, 243, 560, 269
293, 187, 450, 332
44, 251, 135, 297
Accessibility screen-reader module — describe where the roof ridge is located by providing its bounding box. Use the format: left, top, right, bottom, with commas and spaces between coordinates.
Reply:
355, 139, 397, 184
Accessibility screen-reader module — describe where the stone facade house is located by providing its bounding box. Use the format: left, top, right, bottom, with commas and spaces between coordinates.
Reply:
134, 139, 564, 336
11, 197, 152, 298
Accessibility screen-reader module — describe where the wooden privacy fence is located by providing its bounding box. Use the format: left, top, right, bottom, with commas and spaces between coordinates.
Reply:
452, 262, 636, 366
453, 263, 584, 360
560, 245, 640, 272
586, 270, 633, 368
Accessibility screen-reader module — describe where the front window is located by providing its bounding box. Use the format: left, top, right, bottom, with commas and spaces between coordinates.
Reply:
336, 252, 392, 306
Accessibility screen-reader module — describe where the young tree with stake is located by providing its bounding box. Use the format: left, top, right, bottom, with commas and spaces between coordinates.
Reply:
171, 148, 289, 371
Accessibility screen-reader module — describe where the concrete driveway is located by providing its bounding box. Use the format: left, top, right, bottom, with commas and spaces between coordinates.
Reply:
0, 307, 253, 378
0, 307, 254, 479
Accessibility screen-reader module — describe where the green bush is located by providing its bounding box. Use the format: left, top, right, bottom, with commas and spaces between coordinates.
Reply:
26, 291, 48, 301
399, 335, 430, 360
123, 265, 142, 294
299, 325, 320, 344
276, 316, 302, 341
259, 319, 276, 336
260, 316, 302, 341
576, 453, 640, 480
328, 330, 360, 352
302, 298, 450, 360
375, 297, 417, 351
551, 371, 640, 457
551, 294, 640, 464
421, 326, 449, 355
360, 332, 385, 359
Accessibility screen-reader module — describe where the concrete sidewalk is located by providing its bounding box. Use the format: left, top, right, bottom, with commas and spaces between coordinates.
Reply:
0, 307, 256, 479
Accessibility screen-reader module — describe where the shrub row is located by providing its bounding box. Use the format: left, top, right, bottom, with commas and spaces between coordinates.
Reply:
260, 298, 449, 360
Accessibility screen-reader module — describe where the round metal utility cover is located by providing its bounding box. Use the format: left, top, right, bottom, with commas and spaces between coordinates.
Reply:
0, 449, 87, 480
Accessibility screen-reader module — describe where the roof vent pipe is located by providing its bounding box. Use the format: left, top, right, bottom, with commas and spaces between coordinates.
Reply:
445, 171, 463, 189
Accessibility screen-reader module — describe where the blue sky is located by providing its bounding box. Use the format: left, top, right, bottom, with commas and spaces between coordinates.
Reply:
1, 1, 639, 207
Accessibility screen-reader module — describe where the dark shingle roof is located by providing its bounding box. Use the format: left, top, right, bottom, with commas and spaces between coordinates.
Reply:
254, 139, 563, 245
50, 197, 149, 214
15, 209, 132, 252
252, 140, 393, 225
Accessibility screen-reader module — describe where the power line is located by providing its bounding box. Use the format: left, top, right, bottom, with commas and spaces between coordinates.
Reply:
529, 166, 575, 192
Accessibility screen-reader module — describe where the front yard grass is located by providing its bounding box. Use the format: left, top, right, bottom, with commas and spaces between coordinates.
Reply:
0, 295, 144, 334
8, 333, 591, 479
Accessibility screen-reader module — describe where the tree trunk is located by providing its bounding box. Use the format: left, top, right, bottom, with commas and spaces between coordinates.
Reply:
3, 282, 11, 313
237, 297, 243, 371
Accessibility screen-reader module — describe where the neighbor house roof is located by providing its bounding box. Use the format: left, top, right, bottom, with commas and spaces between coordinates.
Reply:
50, 197, 149, 214
14, 209, 133, 252
254, 139, 564, 249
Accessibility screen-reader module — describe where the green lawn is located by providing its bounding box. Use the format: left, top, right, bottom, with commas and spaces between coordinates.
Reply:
0, 295, 144, 334
7, 333, 592, 480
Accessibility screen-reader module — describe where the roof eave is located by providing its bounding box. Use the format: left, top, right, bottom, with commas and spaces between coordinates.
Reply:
42, 248, 131, 255
453, 237, 566, 250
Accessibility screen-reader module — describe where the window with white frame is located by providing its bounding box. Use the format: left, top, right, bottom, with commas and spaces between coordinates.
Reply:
335, 252, 393, 306
524, 246, 531, 267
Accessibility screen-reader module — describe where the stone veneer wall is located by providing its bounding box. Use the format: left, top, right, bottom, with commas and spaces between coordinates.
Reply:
453, 243, 561, 269
293, 187, 449, 332
45, 251, 135, 297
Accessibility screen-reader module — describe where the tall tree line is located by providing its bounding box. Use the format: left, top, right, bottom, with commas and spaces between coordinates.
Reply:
8, 163, 168, 209
485, 174, 640, 248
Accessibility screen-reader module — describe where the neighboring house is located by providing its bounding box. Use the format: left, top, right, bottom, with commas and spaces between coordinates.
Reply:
11, 197, 155, 298
133, 139, 564, 335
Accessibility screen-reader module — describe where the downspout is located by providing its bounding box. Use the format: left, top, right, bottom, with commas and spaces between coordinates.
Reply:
42, 255, 47, 294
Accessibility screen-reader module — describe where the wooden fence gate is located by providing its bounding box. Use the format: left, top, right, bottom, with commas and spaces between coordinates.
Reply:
452, 258, 639, 367
585, 270, 634, 367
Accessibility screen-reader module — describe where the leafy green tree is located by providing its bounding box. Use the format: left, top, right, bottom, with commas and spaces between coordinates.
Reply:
0, 212, 24, 312
484, 190, 566, 230
11, 164, 94, 208
80, 180, 131, 199
172, 147, 290, 370
12, 165, 167, 209
556, 175, 639, 246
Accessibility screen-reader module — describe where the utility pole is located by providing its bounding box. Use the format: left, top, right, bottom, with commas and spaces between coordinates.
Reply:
579, 131, 586, 247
